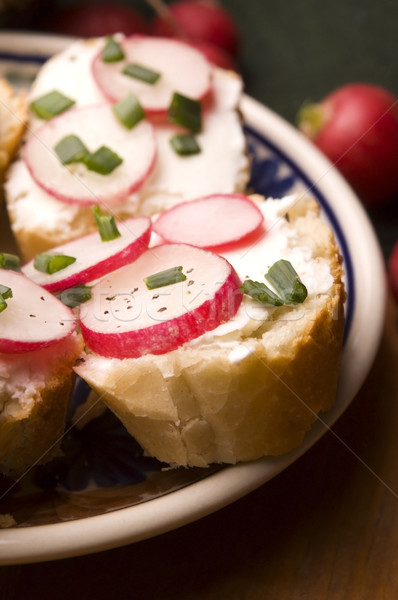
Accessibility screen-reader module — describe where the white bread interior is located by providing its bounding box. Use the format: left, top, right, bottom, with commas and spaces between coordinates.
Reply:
75, 195, 345, 467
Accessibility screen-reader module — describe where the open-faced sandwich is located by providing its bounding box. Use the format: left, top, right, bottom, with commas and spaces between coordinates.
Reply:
0, 34, 345, 477
4, 34, 249, 260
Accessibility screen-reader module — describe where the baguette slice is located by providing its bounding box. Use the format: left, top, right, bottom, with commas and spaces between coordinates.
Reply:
0, 79, 27, 182
0, 332, 83, 477
75, 195, 345, 467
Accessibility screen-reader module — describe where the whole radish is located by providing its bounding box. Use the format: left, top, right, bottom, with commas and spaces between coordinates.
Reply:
298, 83, 398, 206
49, 1, 148, 37
187, 40, 239, 71
150, 0, 240, 58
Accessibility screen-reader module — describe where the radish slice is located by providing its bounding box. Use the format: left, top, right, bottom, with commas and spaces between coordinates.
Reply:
79, 243, 242, 358
153, 194, 265, 248
23, 104, 156, 206
0, 270, 76, 353
92, 36, 212, 114
22, 216, 152, 292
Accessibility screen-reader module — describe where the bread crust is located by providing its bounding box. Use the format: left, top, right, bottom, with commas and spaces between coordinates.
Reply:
0, 79, 27, 182
0, 333, 84, 477
75, 196, 345, 467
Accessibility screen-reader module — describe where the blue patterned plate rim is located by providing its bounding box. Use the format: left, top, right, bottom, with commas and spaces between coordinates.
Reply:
0, 33, 386, 565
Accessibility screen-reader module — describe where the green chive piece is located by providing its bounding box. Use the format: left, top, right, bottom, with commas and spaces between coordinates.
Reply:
0, 253, 21, 272
83, 146, 123, 175
30, 90, 75, 120
169, 133, 201, 156
144, 266, 187, 290
240, 279, 283, 306
0, 284, 13, 312
92, 205, 121, 242
102, 36, 125, 62
54, 134, 89, 165
113, 93, 145, 129
265, 259, 308, 305
168, 92, 202, 133
122, 63, 161, 84
34, 253, 76, 275
57, 284, 92, 308
0, 284, 13, 300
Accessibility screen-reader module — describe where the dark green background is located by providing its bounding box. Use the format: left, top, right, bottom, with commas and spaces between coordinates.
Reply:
1, 0, 397, 258
228, 0, 398, 123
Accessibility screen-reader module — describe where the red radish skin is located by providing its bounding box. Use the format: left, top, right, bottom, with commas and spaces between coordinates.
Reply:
389, 241, 398, 305
150, 0, 240, 58
187, 40, 239, 72
79, 243, 243, 358
22, 217, 152, 292
298, 83, 398, 205
23, 104, 157, 206
0, 270, 76, 353
48, 1, 148, 38
153, 194, 264, 248
91, 36, 212, 114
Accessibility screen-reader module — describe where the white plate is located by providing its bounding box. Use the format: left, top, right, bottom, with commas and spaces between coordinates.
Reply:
0, 32, 386, 565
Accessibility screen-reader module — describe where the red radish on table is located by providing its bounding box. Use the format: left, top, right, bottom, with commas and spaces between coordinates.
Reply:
92, 36, 212, 114
150, 0, 240, 59
187, 40, 239, 72
23, 104, 157, 206
79, 243, 243, 358
153, 193, 264, 248
0, 270, 76, 353
297, 83, 398, 205
48, 1, 149, 38
22, 216, 152, 292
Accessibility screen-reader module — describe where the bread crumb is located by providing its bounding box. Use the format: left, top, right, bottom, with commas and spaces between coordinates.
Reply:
0, 513, 16, 528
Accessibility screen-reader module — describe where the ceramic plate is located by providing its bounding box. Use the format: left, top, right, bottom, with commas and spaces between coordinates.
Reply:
0, 32, 386, 565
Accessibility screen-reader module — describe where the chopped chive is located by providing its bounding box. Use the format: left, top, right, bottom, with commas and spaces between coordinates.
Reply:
169, 133, 201, 156
0, 253, 21, 272
92, 205, 121, 242
0, 284, 13, 312
240, 279, 283, 306
30, 90, 75, 120
122, 63, 161, 84
34, 253, 76, 275
102, 36, 125, 62
144, 266, 187, 290
168, 92, 202, 133
57, 284, 92, 308
265, 259, 308, 305
54, 134, 89, 165
83, 146, 123, 175
113, 93, 145, 129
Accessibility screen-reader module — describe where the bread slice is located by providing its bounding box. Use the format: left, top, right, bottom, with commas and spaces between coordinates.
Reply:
0, 82, 84, 480
0, 332, 83, 478
75, 194, 345, 467
0, 79, 27, 182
